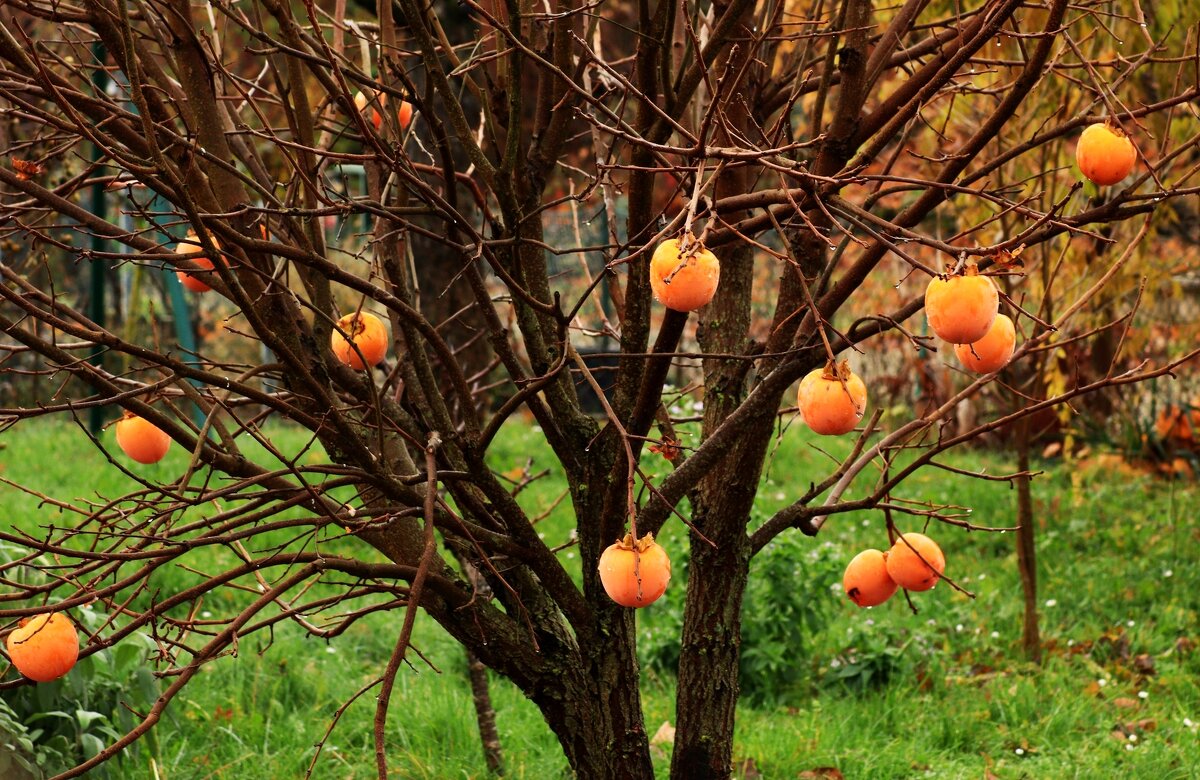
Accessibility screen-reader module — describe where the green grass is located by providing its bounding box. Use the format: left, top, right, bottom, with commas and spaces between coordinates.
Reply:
2, 419, 1198, 779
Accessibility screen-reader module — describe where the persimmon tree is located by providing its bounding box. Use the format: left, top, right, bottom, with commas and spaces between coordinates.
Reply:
0, 0, 1198, 778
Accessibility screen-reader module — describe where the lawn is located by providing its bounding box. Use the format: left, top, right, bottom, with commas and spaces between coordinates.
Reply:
1, 418, 1198, 779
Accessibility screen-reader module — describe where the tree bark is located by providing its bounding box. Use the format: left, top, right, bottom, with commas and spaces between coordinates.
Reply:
531, 647, 655, 779
465, 649, 505, 775
1015, 419, 1041, 663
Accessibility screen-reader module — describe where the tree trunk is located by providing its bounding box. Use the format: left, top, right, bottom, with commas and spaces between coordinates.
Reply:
531, 645, 655, 779
465, 649, 505, 775
1015, 419, 1041, 662
670, 517, 752, 778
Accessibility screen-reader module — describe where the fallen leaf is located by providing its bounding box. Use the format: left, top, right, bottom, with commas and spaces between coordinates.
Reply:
1133, 654, 1156, 675
735, 757, 762, 779
1112, 697, 1139, 709
798, 769, 844, 779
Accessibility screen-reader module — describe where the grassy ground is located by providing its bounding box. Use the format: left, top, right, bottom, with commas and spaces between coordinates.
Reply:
1, 419, 1198, 779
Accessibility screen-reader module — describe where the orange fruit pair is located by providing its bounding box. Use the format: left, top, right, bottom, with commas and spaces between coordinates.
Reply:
842, 533, 945, 607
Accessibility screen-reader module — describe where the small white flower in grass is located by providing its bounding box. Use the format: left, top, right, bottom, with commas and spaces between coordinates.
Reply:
830, 659, 842, 668
1067, 639, 1075, 647
774, 492, 786, 501
1128, 733, 1138, 742
1014, 748, 1024, 756
1044, 599, 1057, 607
1125, 743, 1135, 751
927, 619, 937, 626
531, 425, 542, 433
566, 552, 575, 559
865, 619, 875, 627
692, 401, 704, 412
955, 624, 964, 633
325, 646, 337, 654
977, 573, 986, 580
201, 611, 213, 619
1138, 691, 1149, 700
991, 631, 1000, 639
1127, 620, 1136, 627
1163, 569, 1173, 578
861, 519, 870, 527
1184, 718, 1194, 729
1098, 678, 1108, 687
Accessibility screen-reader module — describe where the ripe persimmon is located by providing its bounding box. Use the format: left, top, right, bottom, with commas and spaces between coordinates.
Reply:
649, 236, 720, 312
396, 99, 414, 130
797, 360, 867, 436
6, 612, 79, 682
115, 413, 171, 464
1076, 123, 1137, 186
598, 532, 671, 607
954, 313, 1017, 373
843, 549, 898, 608
354, 90, 383, 130
174, 232, 222, 293
354, 90, 413, 131
925, 266, 998, 344
331, 311, 389, 370
886, 533, 945, 592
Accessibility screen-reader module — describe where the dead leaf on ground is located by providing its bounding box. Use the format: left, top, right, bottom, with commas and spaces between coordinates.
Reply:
1112, 697, 1140, 709
735, 757, 762, 779
797, 768, 844, 779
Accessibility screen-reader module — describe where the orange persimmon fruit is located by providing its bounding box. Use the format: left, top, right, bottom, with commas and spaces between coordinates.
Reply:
925, 266, 999, 344
174, 232, 222, 293
797, 360, 868, 436
649, 236, 720, 312
843, 549, 898, 608
598, 532, 671, 608
396, 99, 414, 130
115, 413, 171, 464
331, 311, 389, 370
6, 613, 79, 682
954, 313, 1017, 373
354, 90, 413, 131
353, 90, 383, 130
1076, 123, 1137, 186
886, 533, 945, 592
